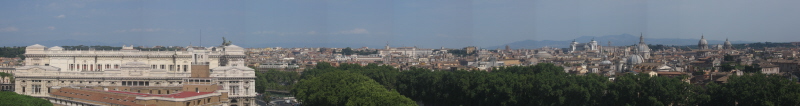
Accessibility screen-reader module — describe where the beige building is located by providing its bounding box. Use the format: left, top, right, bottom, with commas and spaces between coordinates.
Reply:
15, 44, 256, 106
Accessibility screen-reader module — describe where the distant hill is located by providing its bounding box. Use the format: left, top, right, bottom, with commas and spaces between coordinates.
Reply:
490, 34, 754, 49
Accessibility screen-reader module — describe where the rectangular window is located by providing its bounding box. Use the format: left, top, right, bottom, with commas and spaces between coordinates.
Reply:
69, 64, 74, 70
229, 86, 239, 95
152, 65, 157, 69
183, 65, 188, 71
83, 64, 87, 70
97, 64, 102, 71
161, 65, 165, 69
115, 64, 119, 69
170, 65, 174, 71
33, 85, 41, 94
106, 64, 110, 69
177, 65, 181, 71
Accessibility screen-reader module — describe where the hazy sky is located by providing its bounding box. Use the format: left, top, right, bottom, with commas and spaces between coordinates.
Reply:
1, 0, 798, 48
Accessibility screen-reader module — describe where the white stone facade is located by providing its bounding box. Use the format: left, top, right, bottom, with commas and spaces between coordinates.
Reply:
15, 44, 255, 106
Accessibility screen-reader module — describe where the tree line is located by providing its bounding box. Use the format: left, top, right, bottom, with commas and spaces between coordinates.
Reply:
0, 46, 25, 59
292, 63, 415, 106
0, 91, 53, 106
254, 69, 300, 93
339, 47, 379, 55
289, 62, 800, 105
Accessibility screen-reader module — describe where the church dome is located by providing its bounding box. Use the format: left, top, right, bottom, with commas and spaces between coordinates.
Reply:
699, 36, 708, 46
636, 34, 650, 52
627, 55, 644, 65
49, 46, 63, 51
724, 38, 732, 48
637, 44, 650, 52
534, 51, 553, 58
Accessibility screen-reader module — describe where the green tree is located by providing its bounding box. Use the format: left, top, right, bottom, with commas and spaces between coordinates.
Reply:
255, 69, 300, 93
704, 73, 800, 105
0, 91, 53, 106
293, 71, 416, 106
342, 47, 354, 55
604, 73, 707, 106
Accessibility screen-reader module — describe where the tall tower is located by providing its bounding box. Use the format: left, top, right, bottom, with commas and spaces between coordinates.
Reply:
385, 41, 390, 50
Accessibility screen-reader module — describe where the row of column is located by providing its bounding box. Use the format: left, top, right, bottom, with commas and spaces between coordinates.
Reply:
69, 64, 118, 71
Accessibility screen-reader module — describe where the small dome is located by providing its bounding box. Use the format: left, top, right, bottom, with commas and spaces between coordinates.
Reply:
600, 60, 613, 65
699, 36, 708, 46
627, 55, 644, 65
49, 46, 63, 51
534, 51, 553, 58
723, 38, 732, 48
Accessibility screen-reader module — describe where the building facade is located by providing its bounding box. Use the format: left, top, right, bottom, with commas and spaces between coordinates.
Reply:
15, 44, 256, 106
569, 39, 600, 53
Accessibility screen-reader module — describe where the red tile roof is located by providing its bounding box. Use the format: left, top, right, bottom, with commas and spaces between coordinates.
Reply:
103, 89, 214, 98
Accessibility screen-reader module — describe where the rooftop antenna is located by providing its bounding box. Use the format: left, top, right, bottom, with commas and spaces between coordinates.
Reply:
200, 29, 202, 47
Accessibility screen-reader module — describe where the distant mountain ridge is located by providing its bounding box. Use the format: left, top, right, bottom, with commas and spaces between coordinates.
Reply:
489, 34, 755, 49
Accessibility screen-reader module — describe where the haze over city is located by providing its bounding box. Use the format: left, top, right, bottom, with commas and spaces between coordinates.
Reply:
1, 0, 799, 48
6, 1, 800, 106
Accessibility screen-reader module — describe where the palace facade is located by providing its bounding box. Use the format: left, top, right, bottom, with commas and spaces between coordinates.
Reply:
15, 44, 256, 106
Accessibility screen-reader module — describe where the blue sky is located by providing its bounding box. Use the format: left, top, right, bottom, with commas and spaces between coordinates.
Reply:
1, 0, 799, 48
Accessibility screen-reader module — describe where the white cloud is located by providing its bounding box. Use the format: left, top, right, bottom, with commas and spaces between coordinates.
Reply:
307, 31, 317, 35
56, 14, 65, 18
338, 28, 369, 34
0, 27, 19, 32
46, 26, 56, 30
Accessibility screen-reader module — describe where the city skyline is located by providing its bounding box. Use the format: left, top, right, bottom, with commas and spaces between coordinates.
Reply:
1, 0, 799, 48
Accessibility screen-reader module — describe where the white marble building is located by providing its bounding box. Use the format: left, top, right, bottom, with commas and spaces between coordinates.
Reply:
15, 44, 256, 106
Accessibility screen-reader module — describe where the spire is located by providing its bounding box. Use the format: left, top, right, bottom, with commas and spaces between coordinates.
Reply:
639, 33, 644, 44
